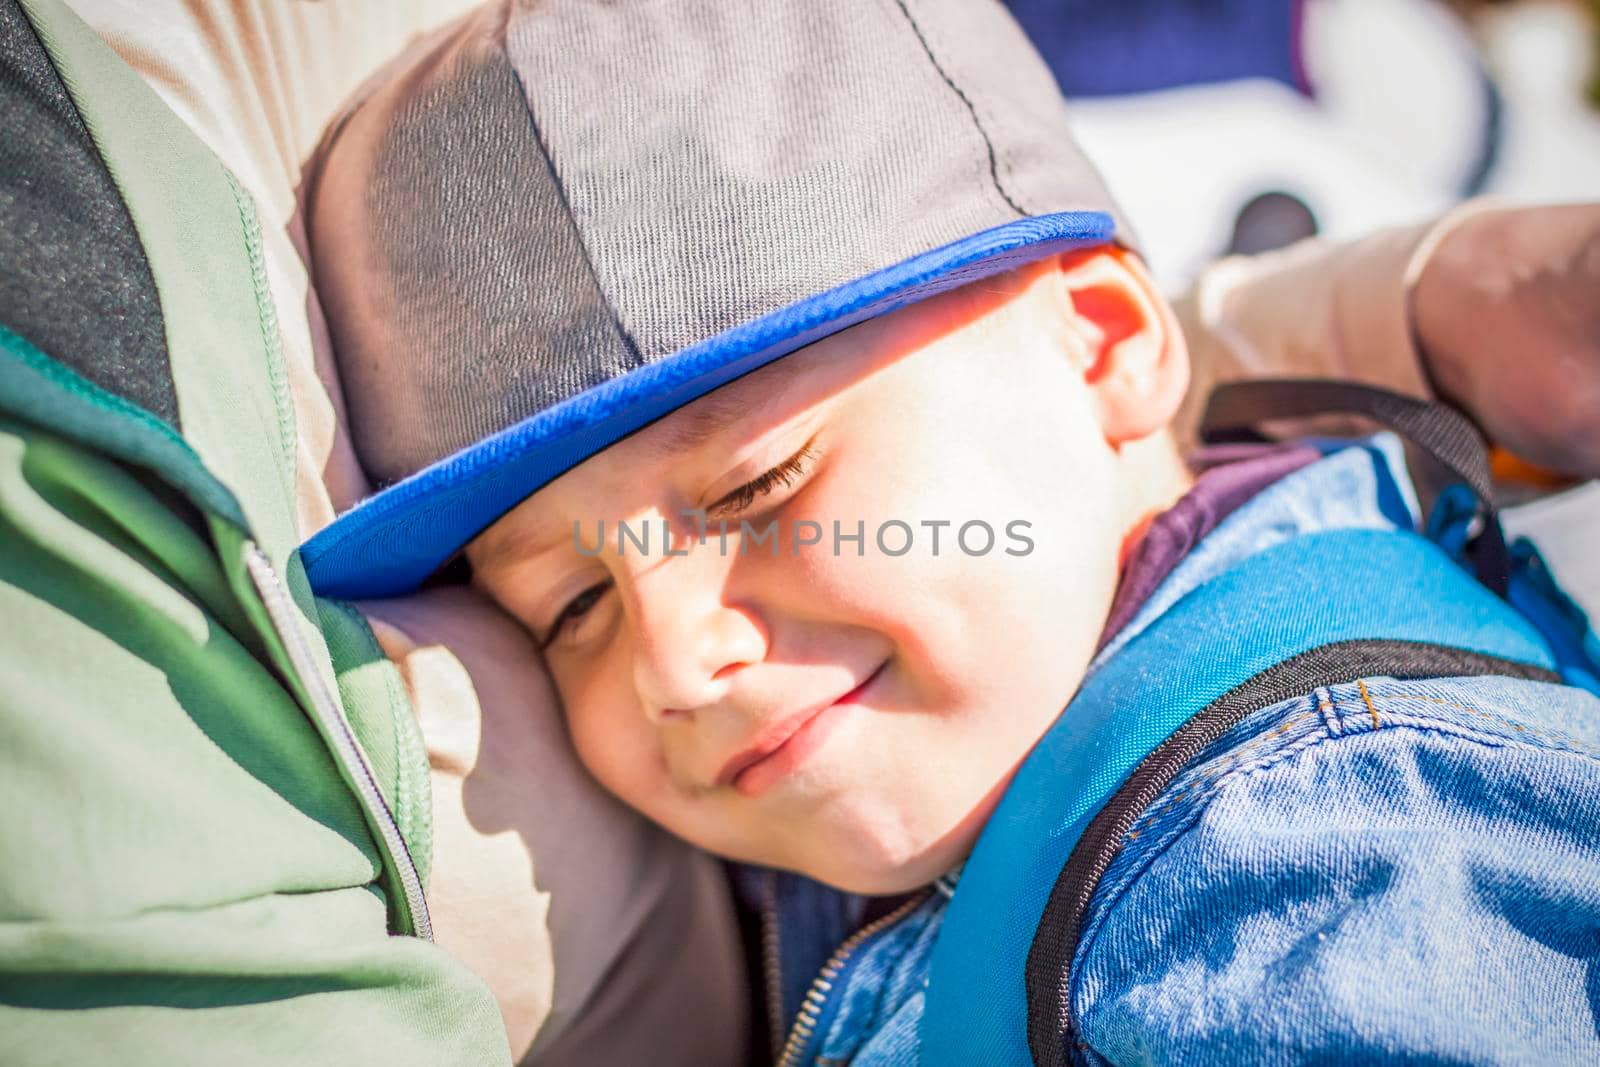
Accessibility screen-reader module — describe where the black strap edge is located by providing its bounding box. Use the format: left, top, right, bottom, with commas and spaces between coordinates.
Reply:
1199, 379, 1511, 596
1024, 639, 1559, 1067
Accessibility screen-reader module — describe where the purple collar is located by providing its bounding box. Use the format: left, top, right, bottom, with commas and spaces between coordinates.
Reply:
1098, 443, 1322, 650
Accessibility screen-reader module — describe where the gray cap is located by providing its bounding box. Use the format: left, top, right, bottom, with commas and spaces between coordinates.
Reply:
303, 0, 1130, 598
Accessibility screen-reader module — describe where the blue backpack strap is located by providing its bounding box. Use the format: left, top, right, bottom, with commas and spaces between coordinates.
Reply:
1212, 379, 1599, 697
919, 527, 1559, 1067
1509, 541, 1600, 695
1428, 483, 1600, 697
1203, 379, 1513, 594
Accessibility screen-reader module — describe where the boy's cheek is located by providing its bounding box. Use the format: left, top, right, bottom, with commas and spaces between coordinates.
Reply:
567, 705, 665, 821
559, 673, 647, 787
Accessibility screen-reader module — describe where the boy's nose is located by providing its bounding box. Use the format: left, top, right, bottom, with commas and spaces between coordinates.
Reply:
624, 558, 768, 722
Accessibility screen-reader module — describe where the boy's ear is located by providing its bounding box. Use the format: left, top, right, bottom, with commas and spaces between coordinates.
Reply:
1055, 246, 1190, 445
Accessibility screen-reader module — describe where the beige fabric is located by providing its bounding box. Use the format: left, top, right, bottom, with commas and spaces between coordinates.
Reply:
1171, 201, 1502, 447
68, 3, 750, 1063
70, 0, 485, 530
363, 589, 748, 1066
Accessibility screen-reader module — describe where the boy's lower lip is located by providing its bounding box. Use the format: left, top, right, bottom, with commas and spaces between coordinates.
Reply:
732, 663, 884, 799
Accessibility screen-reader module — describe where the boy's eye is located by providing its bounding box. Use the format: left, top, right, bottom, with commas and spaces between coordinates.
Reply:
538, 443, 816, 647
542, 579, 613, 648
707, 443, 817, 518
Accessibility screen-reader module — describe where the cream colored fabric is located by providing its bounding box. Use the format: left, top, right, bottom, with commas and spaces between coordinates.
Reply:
1171, 202, 1502, 447
70, 0, 484, 532
363, 589, 748, 1066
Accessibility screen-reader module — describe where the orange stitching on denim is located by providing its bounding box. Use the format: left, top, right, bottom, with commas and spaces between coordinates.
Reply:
1404, 695, 1508, 726
1312, 689, 1587, 752
1380, 693, 1559, 745
1358, 679, 1381, 729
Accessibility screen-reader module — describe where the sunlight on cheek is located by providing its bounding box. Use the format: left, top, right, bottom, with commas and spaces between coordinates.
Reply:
559, 664, 636, 773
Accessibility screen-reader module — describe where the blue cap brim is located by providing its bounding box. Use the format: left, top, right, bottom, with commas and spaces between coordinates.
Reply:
301, 210, 1116, 599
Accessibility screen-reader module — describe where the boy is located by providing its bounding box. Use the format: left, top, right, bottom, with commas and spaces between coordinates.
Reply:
303, 1, 1600, 1062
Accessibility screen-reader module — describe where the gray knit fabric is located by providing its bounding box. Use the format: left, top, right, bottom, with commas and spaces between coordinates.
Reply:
1, 0, 176, 428
309, 0, 1128, 488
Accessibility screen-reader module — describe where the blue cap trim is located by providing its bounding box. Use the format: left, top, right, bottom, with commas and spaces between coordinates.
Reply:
302, 210, 1115, 598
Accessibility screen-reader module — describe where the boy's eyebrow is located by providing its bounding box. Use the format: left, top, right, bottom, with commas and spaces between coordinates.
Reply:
494, 387, 766, 560
642, 386, 759, 459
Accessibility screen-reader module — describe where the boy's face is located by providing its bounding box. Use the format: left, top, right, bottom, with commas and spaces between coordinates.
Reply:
468, 256, 1183, 893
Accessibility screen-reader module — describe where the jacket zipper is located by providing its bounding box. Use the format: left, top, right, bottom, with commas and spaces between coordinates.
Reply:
774, 889, 932, 1067
245, 544, 433, 940
761, 870, 788, 1063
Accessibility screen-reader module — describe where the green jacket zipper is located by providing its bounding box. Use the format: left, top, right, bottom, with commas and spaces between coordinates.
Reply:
245, 543, 433, 940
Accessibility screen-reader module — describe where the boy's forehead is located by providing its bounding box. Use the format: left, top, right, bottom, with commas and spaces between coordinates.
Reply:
580, 265, 1040, 472
641, 381, 773, 460
472, 274, 1031, 563
632, 312, 890, 462
472, 361, 815, 563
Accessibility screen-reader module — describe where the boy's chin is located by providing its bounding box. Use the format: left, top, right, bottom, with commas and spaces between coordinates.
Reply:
811, 853, 960, 897
793, 785, 1010, 896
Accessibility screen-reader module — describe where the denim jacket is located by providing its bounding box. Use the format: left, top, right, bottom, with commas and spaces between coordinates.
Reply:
753, 438, 1600, 1066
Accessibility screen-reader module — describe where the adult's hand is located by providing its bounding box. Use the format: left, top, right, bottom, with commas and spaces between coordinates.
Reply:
1412, 202, 1600, 478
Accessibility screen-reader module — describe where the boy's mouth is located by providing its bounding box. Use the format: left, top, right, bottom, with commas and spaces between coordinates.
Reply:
717, 662, 887, 798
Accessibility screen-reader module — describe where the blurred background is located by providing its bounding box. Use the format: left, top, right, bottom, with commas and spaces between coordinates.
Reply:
1008, 0, 1600, 289
1003, 0, 1600, 610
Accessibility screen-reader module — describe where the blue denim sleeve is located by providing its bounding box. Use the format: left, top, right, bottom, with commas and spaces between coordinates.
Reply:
1070, 675, 1600, 1066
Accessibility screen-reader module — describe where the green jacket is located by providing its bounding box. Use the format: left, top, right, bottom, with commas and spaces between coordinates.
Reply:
0, 0, 511, 1061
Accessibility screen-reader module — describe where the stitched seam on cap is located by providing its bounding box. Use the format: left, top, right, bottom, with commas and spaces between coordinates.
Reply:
890, 0, 1027, 218
498, 22, 642, 366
